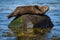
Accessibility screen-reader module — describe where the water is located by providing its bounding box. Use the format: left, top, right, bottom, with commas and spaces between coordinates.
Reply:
0, 0, 60, 40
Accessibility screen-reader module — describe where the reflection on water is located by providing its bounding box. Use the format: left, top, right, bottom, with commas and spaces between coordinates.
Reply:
0, 0, 60, 40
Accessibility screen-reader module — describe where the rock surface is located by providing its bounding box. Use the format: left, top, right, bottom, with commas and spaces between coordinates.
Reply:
8, 15, 53, 37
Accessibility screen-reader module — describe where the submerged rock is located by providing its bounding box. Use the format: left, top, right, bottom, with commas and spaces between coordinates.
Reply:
8, 15, 54, 37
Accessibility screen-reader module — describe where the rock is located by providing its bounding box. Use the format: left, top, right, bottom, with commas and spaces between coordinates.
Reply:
8, 15, 53, 36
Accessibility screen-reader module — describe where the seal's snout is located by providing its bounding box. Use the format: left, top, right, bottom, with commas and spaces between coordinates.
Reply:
38, 6, 49, 14
44, 6, 49, 11
41, 6, 49, 13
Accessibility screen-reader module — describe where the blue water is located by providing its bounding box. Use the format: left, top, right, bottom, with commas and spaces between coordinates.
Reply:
0, 0, 60, 40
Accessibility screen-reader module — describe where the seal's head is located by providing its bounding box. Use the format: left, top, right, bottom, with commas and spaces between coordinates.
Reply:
37, 6, 49, 14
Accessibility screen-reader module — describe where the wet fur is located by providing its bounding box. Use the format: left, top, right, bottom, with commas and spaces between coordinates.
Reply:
7, 5, 49, 19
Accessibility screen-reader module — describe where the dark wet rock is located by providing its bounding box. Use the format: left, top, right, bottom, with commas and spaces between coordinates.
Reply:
8, 15, 54, 37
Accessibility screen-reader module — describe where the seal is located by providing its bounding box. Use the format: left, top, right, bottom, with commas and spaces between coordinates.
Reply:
7, 5, 49, 19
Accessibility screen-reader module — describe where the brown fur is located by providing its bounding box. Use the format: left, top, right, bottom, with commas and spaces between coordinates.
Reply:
7, 5, 49, 19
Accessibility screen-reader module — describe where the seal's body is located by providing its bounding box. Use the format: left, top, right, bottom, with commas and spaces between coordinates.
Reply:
7, 5, 49, 19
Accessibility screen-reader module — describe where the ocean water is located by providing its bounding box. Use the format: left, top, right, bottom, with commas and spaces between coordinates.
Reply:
0, 0, 60, 40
